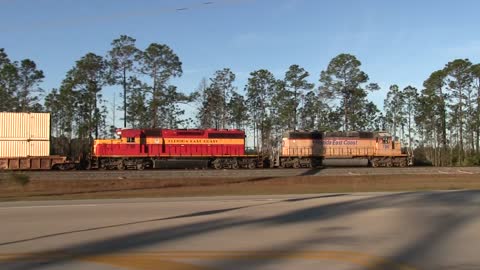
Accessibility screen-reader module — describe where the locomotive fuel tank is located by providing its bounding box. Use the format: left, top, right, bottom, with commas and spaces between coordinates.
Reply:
321, 158, 369, 167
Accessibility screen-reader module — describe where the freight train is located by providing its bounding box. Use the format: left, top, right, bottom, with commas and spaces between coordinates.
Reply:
0, 113, 412, 170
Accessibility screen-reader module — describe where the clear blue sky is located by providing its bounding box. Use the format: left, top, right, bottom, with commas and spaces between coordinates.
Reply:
1, 0, 479, 124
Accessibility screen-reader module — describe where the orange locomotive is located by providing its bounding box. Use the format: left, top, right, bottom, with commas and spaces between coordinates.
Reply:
279, 131, 412, 168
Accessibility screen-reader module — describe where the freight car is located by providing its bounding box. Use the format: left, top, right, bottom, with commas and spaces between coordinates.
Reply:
0, 112, 74, 170
279, 130, 412, 168
89, 128, 261, 170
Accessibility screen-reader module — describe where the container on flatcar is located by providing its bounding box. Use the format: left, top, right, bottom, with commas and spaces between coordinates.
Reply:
0, 112, 51, 158
0, 112, 50, 141
0, 140, 50, 157
0, 112, 72, 170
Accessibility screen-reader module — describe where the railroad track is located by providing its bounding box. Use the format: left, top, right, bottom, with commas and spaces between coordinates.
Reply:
1, 167, 479, 181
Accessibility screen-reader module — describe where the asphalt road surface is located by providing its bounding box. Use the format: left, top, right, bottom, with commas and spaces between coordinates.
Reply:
0, 192, 479, 270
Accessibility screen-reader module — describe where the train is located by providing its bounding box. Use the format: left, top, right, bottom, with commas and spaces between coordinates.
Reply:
89, 128, 259, 170
88, 128, 412, 170
0, 113, 412, 170
280, 130, 411, 168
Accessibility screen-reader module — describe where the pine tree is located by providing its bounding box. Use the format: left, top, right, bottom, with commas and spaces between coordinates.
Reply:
195, 78, 214, 128
137, 43, 182, 128
246, 69, 276, 153
125, 77, 149, 128
208, 68, 236, 129
298, 91, 318, 130
444, 59, 473, 163
228, 91, 248, 129
319, 54, 379, 131
402, 86, 419, 148
284, 65, 314, 130
107, 35, 140, 128
67, 53, 108, 139
384, 85, 405, 140
0, 49, 18, 111
471, 64, 480, 154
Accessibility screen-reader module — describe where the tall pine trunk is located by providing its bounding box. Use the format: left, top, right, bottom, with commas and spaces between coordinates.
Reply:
123, 68, 127, 128
344, 96, 349, 131
477, 81, 480, 154
293, 88, 298, 131
151, 78, 157, 128
459, 89, 464, 163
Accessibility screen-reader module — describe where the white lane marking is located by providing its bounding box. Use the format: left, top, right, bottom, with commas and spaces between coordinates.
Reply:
0, 204, 98, 210
438, 170, 450, 174
457, 170, 474, 175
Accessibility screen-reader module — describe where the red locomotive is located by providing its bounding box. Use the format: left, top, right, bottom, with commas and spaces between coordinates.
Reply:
89, 128, 259, 170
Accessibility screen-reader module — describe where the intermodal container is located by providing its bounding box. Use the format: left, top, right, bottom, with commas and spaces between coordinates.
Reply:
0, 112, 50, 141
0, 140, 50, 157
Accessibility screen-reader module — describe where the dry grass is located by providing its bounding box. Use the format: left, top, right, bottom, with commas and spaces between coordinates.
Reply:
1, 174, 479, 201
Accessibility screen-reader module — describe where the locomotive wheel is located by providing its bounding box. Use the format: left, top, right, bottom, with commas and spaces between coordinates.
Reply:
371, 159, 379, 168
117, 160, 126, 171
213, 160, 222, 170
247, 160, 256, 169
292, 159, 300, 169
386, 159, 393, 167
232, 162, 239, 169
136, 163, 145, 170
399, 158, 407, 167
85, 160, 92, 170
302, 158, 312, 168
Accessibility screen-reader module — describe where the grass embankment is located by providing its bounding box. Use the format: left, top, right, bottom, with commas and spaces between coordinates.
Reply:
1, 174, 479, 201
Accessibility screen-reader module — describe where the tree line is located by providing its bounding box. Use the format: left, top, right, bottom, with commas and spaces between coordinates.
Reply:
1, 35, 479, 165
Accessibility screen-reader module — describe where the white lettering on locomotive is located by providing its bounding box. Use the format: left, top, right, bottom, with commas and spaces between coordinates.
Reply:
311, 139, 359, 146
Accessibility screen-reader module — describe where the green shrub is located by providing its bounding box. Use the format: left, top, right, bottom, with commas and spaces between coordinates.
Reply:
464, 155, 480, 166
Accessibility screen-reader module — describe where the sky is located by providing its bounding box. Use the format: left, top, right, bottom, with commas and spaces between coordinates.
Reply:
1, 0, 480, 127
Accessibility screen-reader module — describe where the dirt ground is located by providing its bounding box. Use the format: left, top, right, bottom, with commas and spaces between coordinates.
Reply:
1, 174, 479, 201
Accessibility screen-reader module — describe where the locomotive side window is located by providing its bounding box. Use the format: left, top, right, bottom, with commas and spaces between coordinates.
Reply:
127, 137, 135, 143
382, 137, 389, 144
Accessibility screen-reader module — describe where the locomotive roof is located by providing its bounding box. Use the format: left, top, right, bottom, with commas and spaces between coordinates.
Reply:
117, 128, 245, 138
118, 128, 243, 132
285, 130, 391, 139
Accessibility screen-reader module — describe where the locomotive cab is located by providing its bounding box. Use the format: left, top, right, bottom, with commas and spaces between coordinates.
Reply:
374, 132, 405, 159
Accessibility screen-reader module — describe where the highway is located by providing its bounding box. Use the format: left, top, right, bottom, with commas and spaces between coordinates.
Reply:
1, 191, 479, 269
